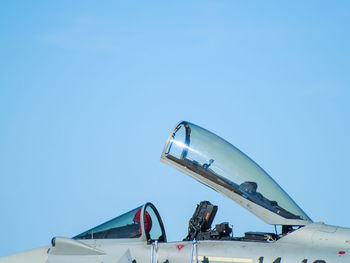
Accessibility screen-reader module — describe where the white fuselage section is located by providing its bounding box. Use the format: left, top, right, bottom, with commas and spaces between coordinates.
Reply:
1, 222, 349, 263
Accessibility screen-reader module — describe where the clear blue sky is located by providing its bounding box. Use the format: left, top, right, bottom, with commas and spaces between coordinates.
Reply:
1, 0, 349, 257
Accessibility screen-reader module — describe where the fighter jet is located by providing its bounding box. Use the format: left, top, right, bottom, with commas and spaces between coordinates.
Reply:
1, 121, 349, 263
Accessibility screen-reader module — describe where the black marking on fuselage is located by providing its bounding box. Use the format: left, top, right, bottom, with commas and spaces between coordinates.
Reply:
202, 256, 209, 263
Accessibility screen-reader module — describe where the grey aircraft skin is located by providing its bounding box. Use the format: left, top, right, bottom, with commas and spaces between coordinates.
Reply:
1, 121, 349, 263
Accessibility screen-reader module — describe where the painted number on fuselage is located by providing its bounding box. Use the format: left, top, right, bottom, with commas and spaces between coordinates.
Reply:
258, 257, 326, 263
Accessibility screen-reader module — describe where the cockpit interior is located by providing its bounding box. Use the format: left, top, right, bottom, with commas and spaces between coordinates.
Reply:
74, 121, 312, 244
73, 200, 301, 245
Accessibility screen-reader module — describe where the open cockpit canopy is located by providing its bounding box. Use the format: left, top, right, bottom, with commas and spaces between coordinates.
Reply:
161, 121, 312, 226
74, 203, 166, 242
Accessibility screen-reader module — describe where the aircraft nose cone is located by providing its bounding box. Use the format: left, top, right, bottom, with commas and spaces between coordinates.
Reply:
0, 247, 49, 263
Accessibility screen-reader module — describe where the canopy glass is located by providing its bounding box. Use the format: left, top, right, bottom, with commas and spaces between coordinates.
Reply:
161, 121, 311, 225
74, 203, 166, 242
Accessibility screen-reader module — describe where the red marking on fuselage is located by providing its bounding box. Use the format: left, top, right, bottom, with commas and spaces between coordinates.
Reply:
177, 244, 185, 251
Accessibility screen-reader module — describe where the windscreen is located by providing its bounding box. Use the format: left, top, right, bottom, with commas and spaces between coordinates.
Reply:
74, 206, 142, 239
162, 122, 311, 223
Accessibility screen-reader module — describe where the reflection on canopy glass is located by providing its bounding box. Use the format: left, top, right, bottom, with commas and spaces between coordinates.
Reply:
164, 122, 311, 222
